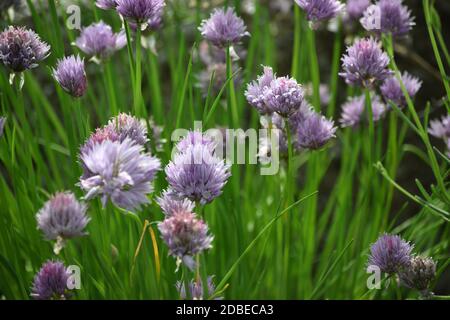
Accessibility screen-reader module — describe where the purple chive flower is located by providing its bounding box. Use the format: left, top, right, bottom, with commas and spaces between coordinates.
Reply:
346, 0, 371, 21
96, 0, 117, 10
76, 22, 126, 60
53, 55, 87, 98
116, 0, 166, 24
245, 66, 276, 115
294, 0, 344, 26
380, 72, 422, 107
368, 234, 413, 274
166, 135, 231, 204
175, 130, 217, 154
176, 276, 222, 300
295, 111, 336, 150
31, 261, 70, 300
199, 7, 249, 48
340, 94, 386, 127
156, 189, 195, 216
79, 138, 161, 212
399, 256, 436, 292
106, 113, 148, 146
339, 37, 392, 88
158, 210, 213, 270
428, 115, 450, 140
361, 0, 414, 38
263, 76, 305, 118
0, 26, 50, 73
0, 116, 6, 137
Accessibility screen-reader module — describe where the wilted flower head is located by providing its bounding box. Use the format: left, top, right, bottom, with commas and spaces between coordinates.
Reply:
380, 72, 422, 107
361, 0, 414, 37
158, 210, 213, 270
199, 7, 249, 48
345, 0, 371, 21
263, 76, 305, 117
0, 26, 50, 73
399, 256, 436, 293
156, 189, 195, 216
340, 94, 386, 127
79, 138, 161, 212
428, 115, 450, 140
339, 37, 392, 87
294, 0, 344, 26
0, 116, 6, 137
76, 22, 126, 60
53, 55, 87, 98
296, 111, 336, 150
166, 133, 230, 204
368, 234, 413, 274
36, 192, 90, 242
116, 0, 166, 24
176, 276, 222, 300
96, 0, 117, 10
31, 261, 70, 300
245, 66, 276, 114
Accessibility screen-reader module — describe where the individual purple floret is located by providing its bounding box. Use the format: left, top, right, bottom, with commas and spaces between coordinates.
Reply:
380, 72, 422, 107
0, 116, 6, 137
76, 22, 126, 60
263, 76, 305, 118
176, 276, 223, 300
36, 192, 90, 254
339, 37, 392, 88
346, 0, 371, 21
166, 142, 231, 205
295, 111, 336, 150
368, 234, 413, 274
79, 138, 161, 212
360, 0, 414, 38
53, 55, 87, 98
156, 189, 195, 216
158, 210, 213, 270
96, 0, 117, 10
340, 94, 386, 128
399, 256, 436, 293
428, 115, 450, 140
31, 261, 70, 300
294, 0, 344, 27
0, 26, 50, 73
116, 0, 166, 24
199, 7, 249, 48
245, 66, 276, 115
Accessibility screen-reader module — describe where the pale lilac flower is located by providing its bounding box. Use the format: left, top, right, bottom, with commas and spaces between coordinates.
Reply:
245, 66, 276, 114
31, 261, 70, 300
399, 256, 436, 292
294, 0, 344, 26
199, 7, 249, 48
380, 72, 422, 107
116, 0, 166, 24
340, 94, 386, 127
80, 126, 120, 155
263, 76, 305, 117
428, 115, 450, 140
346, 0, 371, 21
176, 276, 222, 300
158, 210, 213, 270
166, 141, 231, 205
96, 0, 117, 10
0, 26, 50, 72
156, 189, 195, 216
53, 55, 87, 98
368, 234, 413, 274
0, 117, 6, 137
339, 37, 392, 87
175, 130, 216, 154
361, 0, 414, 37
76, 22, 126, 60
79, 138, 161, 212
296, 111, 336, 150
106, 113, 148, 146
